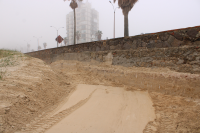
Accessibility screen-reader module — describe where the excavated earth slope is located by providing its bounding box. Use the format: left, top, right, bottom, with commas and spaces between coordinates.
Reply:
1, 54, 200, 133
0, 54, 72, 133
48, 60, 200, 133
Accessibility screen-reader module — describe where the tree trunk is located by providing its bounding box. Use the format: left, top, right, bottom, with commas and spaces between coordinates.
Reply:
124, 14, 129, 37
74, 9, 76, 44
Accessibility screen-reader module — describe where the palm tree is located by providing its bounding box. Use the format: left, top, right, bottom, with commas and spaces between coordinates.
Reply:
64, 0, 83, 44
96, 30, 103, 41
113, 0, 138, 37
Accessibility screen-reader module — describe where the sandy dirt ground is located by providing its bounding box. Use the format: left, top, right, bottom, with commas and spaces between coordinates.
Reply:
47, 60, 200, 133
46, 84, 155, 133
1, 56, 200, 133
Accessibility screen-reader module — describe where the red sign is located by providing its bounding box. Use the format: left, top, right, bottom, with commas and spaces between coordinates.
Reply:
56, 35, 64, 43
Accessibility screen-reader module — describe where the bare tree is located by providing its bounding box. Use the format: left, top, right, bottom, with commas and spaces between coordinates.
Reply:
96, 30, 103, 41
64, 37, 68, 46
43, 43, 47, 49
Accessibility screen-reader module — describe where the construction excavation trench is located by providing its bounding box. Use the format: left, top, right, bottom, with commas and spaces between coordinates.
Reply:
1, 56, 200, 133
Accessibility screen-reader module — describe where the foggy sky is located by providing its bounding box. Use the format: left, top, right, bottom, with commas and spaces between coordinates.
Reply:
0, 0, 200, 53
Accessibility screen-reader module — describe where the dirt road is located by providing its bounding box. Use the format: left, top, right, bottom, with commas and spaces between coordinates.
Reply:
45, 84, 155, 133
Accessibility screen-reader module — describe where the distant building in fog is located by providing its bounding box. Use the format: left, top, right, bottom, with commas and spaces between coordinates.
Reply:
66, 1, 99, 45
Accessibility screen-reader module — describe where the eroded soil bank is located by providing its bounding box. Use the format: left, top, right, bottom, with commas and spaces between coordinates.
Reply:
0, 56, 71, 133
49, 60, 200, 133
1, 57, 200, 133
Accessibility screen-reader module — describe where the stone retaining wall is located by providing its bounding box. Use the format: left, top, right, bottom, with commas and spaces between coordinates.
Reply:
26, 26, 200, 74
49, 45, 200, 74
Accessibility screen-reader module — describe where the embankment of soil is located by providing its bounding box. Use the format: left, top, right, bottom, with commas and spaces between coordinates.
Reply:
0, 55, 72, 133
1, 53, 200, 133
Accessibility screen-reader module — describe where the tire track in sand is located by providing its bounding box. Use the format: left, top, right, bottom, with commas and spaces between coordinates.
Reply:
17, 89, 97, 133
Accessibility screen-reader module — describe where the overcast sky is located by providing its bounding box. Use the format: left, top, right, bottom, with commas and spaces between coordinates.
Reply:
0, 0, 200, 52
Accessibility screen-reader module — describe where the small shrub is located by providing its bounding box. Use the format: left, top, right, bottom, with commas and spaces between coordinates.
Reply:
0, 49, 21, 58
0, 49, 22, 80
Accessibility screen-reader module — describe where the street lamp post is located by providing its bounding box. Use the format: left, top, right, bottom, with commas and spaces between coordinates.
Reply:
33, 36, 42, 51
50, 26, 64, 47
109, 1, 119, 38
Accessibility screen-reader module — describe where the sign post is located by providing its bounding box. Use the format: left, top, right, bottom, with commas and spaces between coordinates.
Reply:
55, 35, 64, 47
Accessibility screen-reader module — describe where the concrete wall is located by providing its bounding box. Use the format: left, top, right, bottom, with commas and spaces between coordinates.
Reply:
26, 26, 200, 74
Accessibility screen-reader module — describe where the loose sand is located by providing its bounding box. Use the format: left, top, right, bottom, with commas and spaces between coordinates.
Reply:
46, 84, 156, 133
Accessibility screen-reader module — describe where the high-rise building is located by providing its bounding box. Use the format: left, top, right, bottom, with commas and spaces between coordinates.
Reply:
66, 1, 99, 45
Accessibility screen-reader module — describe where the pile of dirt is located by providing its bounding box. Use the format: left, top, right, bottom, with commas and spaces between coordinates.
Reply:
0, 52, 72, 133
